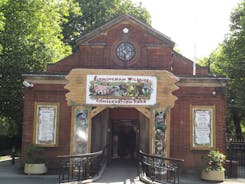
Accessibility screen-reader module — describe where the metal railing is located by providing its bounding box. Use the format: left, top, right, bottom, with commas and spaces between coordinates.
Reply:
138, 151, 184, 184
57, 146, 108, 183
226, 137, 245, 178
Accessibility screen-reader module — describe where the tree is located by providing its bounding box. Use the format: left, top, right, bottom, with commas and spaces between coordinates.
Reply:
0, 0, 80, 138
0, 0, 8, 53
62, 0, 151, 50
198, 0, 245, 138
223, 0, 245, 138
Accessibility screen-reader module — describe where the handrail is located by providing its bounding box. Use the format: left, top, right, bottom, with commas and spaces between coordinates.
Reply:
139, 151, 184, 163
138, 150, 184, 184
57, 145, 108, 183
57, 150, 103, 159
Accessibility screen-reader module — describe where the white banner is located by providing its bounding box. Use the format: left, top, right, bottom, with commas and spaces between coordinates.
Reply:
86, 75, 157, 105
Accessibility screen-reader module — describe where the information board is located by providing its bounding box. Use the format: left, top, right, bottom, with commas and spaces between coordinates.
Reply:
190, 105, 215, 150
34, 102, 59, 146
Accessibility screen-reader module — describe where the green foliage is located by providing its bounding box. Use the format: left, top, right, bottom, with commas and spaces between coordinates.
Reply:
0, 0, 80, 138
25, 144, 46, 164
198, 45, 227, 76
1, 0, 74, 67
0, 116, 19, 137
202, 150, 226, 172
0, 0, 8, 53
222, 0, 245, 138
62, 0, 151, 49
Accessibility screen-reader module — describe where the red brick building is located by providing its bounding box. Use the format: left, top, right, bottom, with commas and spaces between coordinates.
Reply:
22, 15, 227, 170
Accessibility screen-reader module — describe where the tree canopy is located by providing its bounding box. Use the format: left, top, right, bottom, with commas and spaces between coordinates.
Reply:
0, 0, 8, 53
62, 0, 151, 50
198, 0, 245, 137
0, 0, 80, 137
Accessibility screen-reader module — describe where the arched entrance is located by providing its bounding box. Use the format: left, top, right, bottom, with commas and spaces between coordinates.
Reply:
65, 68, 179, 158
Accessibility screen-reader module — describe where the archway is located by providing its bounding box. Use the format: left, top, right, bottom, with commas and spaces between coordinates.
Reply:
65, 69, 179, 157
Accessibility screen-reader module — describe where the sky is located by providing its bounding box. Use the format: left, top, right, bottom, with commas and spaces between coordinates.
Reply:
132, 0, 241, 60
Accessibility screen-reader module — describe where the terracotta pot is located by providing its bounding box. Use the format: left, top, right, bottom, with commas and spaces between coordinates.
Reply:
24, 163, 47, 175
201, 169, 225, 182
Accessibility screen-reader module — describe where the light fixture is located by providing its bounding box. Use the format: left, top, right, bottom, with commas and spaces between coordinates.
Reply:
23, 80, 34, 88
123, 27, 129, 34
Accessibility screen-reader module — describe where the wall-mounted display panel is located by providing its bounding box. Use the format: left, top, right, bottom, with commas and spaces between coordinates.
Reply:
190, 105, 215, 150
33, 102, 59, 146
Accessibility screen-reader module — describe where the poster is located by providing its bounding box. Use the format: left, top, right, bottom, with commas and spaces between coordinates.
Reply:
190, 105, 215, 150
34, 103, 59, 146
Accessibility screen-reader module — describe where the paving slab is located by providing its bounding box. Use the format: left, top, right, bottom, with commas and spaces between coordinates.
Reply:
0, 158, 57, 184
0, 157, 244, 184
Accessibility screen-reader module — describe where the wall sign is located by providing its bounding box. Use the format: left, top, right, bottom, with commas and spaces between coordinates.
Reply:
190, 105, 215, 150
33, 102, 59, 146
86, 75, 157, 105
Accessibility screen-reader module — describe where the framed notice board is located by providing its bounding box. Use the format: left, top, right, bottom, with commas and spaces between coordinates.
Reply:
190, 105, 215, 150
33, 102, 59, 146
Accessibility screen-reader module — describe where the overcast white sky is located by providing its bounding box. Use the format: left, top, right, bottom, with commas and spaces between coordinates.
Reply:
132, 0, 241, 60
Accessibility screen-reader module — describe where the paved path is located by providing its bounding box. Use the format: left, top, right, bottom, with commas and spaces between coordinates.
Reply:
0, 157, 244, 184
93, 159, 139, 184
0, 158, 57, 184
93, 159, 245, 184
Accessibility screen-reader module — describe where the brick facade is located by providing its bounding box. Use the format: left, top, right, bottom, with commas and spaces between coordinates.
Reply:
171, 86, 227, 170
22, 15, 227, 170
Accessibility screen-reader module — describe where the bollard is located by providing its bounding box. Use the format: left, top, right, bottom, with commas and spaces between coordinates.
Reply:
11, 146, 15, 165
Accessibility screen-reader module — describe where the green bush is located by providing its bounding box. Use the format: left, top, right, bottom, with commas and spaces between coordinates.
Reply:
25, 144, 46, 164
203, 150, 226, 171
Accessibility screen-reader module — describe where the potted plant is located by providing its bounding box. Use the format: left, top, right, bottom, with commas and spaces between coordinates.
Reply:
24, 144, 47, 174
201, 150, 226, 182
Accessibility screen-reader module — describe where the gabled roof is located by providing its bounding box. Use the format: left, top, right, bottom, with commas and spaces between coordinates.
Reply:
76, 14, 175, 48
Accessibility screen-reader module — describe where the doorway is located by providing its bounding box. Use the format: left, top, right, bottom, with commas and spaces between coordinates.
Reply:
90, 107, 150, 162
111, 120, 138, 160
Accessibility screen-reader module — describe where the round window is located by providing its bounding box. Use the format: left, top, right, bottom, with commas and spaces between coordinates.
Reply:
116, 42, 136, 61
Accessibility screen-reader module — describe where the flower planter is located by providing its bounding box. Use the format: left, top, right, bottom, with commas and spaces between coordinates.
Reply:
201, 170, 225, 182
24, 163, 47, 175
